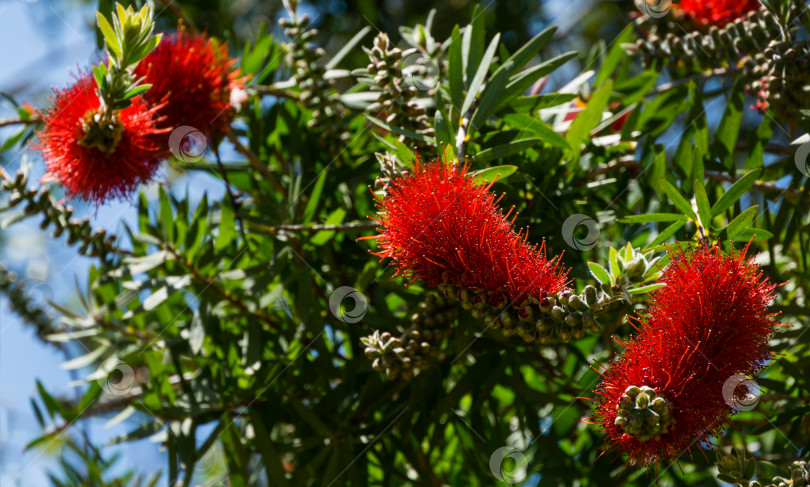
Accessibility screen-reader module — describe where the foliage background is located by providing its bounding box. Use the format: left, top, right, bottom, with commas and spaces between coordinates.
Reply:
0, 0, 808, 486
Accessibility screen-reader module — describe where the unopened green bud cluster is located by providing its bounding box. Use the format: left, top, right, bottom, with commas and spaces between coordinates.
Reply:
0, 264, 54, 338
361, 293, 456, 381
749, 461, 810, 487
614, 385, 674, 443
715, 447, 757, 486
438, 282, 605, 345
1, 169, 121, 262
744, 40, 810, 124
279, 14, 348, 140
629, 6, 791, 70
354, 33, 432, 145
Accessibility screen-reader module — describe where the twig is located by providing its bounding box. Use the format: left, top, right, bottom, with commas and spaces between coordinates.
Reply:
252, 221, 379, 235
163, 243, 278, 330
706, 171, 810, 202
212, 145, 253, 254
0, 115, 41, 129
252, 84, 299, 100
585, 159, 810, 203
225, 128, 286, 194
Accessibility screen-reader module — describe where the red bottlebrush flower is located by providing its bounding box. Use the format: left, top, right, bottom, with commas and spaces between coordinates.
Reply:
593, 244, 778, 466
673, 0, 760, 26
37, 75, 167, 204
366, 157, 569, 305
134, 27, 245, 138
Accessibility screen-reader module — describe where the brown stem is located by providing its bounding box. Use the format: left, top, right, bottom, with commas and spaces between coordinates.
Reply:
0, 115, 41, 128
163, 243, 278, 330
225, 129, 286, 194
252, 221, 379, 234
252, 84, 299, 100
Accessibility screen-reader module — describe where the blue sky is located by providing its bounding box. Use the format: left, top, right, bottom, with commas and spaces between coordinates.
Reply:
1, 1, 179, 484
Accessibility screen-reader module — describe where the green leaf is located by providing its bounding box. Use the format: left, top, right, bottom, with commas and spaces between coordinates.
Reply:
595, 25, 632, 86
501, 26, 556, 72
712, 79, 745, 173
627, 283, 666, 295
726, 206, 759, 240
97, 12, 121, 61
460, 33, 500, 117
608, 247, 621, 282
123, 83, 152, 100
60, 346, 107, 370
710, 171, 760, 217
502, 113, 570, 149
447, 25, 464, 117
694, 179, 712, 231
732, 227, 774, 241
326, 26, 371, 69
496, 52, 577, 112
303, 168, 328, 223
619, 213, 688, 224
660, 180, 698, 221
215, 201, 236, 251
588, 262, 612, 286
470, 165, 518, 185
469, 60, 513, 132
310, 208, 347, 246
365, 115, 435, 143
647, 220, 686, 248
566, 81, 612, 160
159, 188, 174, 242
471, 138, 540, 164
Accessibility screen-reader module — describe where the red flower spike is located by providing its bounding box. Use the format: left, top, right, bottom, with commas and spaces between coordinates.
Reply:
37, 75, 167, 204
134, 27, 245, 138
367, 157, 570, 304
593, 244, 779, 466
673, 0, 760, 26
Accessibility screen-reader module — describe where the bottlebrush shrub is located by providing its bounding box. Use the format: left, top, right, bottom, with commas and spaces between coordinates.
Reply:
133, 26, 244, 138
592, 244, 779, 466
366, 156, 572, 340
36, 75, 167, 204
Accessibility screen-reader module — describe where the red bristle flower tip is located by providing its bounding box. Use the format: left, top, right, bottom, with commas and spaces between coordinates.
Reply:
593, 244, 779, 466
366, 156, 570, 308
673, 0, 760, 26
36, 74, 168, 204
134, 26, 247, 139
